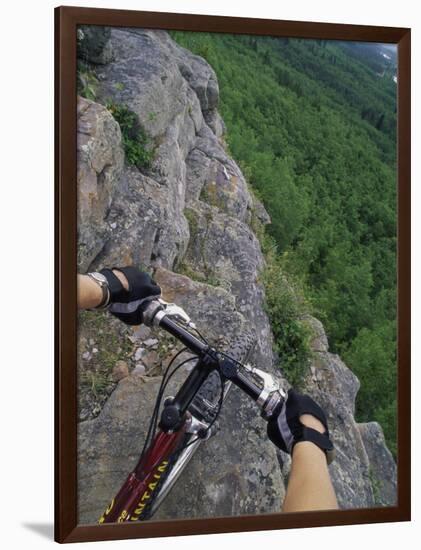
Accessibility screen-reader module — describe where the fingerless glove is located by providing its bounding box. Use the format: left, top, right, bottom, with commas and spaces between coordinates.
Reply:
100, 266, 161, 325
267, 389, 335, 464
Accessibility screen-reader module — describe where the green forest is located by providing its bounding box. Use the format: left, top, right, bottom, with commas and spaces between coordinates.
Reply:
171, 32, 397, 456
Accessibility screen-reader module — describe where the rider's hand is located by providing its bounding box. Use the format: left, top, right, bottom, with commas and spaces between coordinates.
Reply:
100, 266, 161, 325
267, 389, 335, 464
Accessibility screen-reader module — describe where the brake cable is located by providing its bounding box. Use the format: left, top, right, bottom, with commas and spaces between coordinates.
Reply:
139, 347, 197, 461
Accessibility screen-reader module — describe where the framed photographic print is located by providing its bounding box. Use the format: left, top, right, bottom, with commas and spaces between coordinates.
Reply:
55, 5, 411, 544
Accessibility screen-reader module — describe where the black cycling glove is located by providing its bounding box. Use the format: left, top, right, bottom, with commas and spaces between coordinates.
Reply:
100, 266, 161, 325
267, 389, 335, 464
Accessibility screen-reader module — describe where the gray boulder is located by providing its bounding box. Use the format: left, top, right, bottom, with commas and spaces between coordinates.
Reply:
181, 199, 273, 368
358, 422, 397, 506
186, 124, 254, 222
89, 166, 189, 271
77, 97, 124, 270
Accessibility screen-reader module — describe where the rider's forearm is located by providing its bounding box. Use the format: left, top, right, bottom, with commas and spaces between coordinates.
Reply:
77, 271, 129, 309
77, 274, 103, 309
282, 441, 338, 512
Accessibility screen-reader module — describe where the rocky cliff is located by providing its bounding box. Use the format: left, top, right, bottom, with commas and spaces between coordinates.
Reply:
76, 27, 396, 524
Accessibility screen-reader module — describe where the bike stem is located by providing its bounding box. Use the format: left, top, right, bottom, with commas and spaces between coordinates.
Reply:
158, 314, 263, 426
158, 351, 217, 431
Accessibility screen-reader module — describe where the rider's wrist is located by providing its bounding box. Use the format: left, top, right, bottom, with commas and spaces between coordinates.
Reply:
99, 268, 129, 304
293, 426, 335, 465
86, 272, 111, 310
292, 440, 326, 458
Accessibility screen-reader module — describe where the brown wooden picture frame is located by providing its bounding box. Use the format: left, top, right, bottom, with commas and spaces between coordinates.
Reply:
55, 5, 411, 544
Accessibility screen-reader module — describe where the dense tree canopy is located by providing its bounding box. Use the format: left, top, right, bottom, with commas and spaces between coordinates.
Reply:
172, 32, 397, 455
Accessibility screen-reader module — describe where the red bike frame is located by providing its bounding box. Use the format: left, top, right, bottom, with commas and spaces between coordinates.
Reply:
99, 427, 187, 523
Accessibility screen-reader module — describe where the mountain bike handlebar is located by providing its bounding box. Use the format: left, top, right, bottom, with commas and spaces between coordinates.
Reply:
141, 298, 286, 424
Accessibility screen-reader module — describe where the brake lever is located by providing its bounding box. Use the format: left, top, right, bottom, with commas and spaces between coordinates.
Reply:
155, 298, 197, 329
142, 298, 197, 330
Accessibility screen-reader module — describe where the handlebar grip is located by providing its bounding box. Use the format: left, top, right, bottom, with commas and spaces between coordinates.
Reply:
141, 300, 208, 356
140, 299, 164, 326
